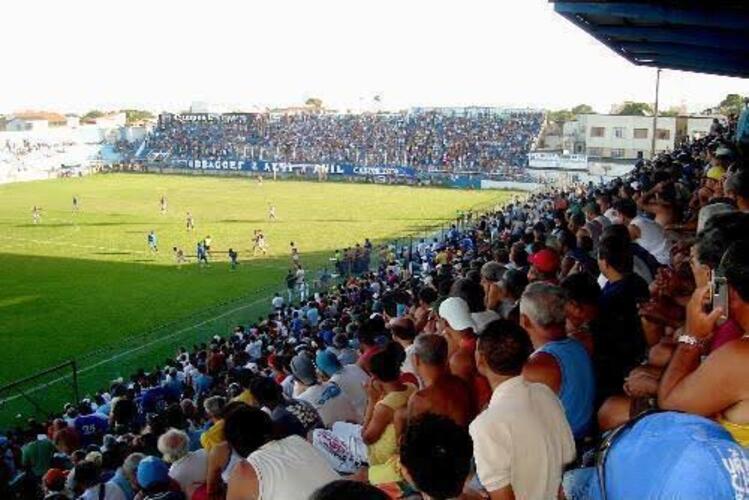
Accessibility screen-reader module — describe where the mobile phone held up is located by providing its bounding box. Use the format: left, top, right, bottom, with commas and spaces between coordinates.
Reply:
710, 272, 729, 324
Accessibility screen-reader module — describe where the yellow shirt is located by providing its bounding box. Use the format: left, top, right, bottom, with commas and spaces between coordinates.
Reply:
200, 420, 225, 451
718, 415, 749, 447
367, 384, 416, 466
232, 390, 256, 407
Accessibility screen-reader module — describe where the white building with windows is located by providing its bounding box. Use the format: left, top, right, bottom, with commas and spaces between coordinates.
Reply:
560, 114, 715, 160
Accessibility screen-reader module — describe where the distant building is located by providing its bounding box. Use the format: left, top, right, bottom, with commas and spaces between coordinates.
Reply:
5, 111, 67, 132
559, 113, 716, 160
65, 114, 80, 128
92, 112, 126, 128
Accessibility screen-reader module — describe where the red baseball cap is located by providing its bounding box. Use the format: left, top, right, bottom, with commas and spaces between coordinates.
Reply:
43, 468, 68, 491
529, 249, 560, 274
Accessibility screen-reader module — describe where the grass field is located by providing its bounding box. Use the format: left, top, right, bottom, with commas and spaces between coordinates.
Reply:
0, 173, 515, 422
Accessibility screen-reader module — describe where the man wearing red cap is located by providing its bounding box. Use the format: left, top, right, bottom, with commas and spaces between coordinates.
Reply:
42, 468, 69, 500
528, 248, 561, 284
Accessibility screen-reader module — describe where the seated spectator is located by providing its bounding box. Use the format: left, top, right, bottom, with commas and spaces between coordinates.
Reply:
362, 343, 415, 471
315, 350, 369, 423
451, 278, 500, 335
331, 333, 359, 366
438, 297, 491, 412
405, 334, 474, 427
528, 248, 561, 284
658, 240, 749, 446
42, 468, 70, 500
224, 406, 338, 499
725, 169, 749, 211
471, 319, 575, 499
520, 283, 595, 439
560, 272, 602, 355
199, 396, 226, 451
614, 199, 671, 265
480, 261, 506, 312
136, 456, 184, 500
70, 460, 122, 500
399, 414, 474, 500
291, 353, 359, 427
231, 369, 257, 407
108, 452, 144, 500
595, 233, 650, 404
74, 402, 109, 447
497, 268, 528, 321
157, 429, 206, 498
250, 376, 323, 438
388, 317, 418, 382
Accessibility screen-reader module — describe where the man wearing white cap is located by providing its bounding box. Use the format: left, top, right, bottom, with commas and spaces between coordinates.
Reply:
438, 297, 492, 412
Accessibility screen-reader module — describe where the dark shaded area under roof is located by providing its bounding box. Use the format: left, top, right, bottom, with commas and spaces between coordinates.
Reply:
551, 1, 749, 78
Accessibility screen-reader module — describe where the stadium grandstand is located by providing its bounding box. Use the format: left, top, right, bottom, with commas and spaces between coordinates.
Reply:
140, 109, 544, 174
4, 2, 749, 500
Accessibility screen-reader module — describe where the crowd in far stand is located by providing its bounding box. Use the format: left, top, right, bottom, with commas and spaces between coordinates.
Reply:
5, 117, 749, 499
143, 111, 543, 173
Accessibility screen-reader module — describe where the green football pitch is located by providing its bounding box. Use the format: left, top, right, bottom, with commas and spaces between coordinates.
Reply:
0, 173, 516, 424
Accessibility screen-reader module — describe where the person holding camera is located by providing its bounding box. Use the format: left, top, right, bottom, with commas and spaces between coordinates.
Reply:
658, 240, 749, 447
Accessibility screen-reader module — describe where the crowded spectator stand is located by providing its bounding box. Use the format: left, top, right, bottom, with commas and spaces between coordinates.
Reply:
4, 116, 749, 499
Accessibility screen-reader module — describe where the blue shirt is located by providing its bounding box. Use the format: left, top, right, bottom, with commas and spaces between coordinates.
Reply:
536, 338, 595, 438
306, 308, 320, 327
74, 413, 109, 445
194, 373, 213, 395
141, 386, 168, 414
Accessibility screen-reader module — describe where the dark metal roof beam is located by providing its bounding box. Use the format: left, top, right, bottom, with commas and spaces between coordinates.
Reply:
593, 25, 749, 51
634, 53, 749, 77
618, 42, 749, 62
553, 2, 749, 30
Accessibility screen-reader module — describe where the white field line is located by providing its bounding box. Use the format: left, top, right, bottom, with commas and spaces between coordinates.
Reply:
1, 295, 269, 406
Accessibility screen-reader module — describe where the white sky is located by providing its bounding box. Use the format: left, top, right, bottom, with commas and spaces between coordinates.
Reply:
2, 0, 748, 115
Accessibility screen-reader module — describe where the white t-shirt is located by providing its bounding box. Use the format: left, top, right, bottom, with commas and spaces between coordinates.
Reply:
631, 215, 670, 265
330, 364, 370, 423
297, 382, 359, 428
472, 310, 501, 335
247, 435, 339, 500
169, 449, 208, 496
469, 376, 575, 499
79, 482, 125, 500
272, 296, 284, 309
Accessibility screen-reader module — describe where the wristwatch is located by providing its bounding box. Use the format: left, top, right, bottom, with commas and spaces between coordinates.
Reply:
677, 334, 704, 349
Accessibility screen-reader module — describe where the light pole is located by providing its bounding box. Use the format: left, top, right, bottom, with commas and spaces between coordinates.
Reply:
651, 68, 662, 159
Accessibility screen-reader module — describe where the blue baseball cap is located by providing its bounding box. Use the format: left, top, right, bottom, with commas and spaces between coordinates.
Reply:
315, 350, 343, 377
137, 456, 169, 489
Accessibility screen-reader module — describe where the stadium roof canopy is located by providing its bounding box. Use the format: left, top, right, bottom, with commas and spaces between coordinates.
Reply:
551, 1, 749, 78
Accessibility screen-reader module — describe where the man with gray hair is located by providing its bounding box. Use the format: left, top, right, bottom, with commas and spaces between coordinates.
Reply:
200, 396, 226, 451
520, 282, 595, 439
108, 452, 144, 500
158, 429, 207, 498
